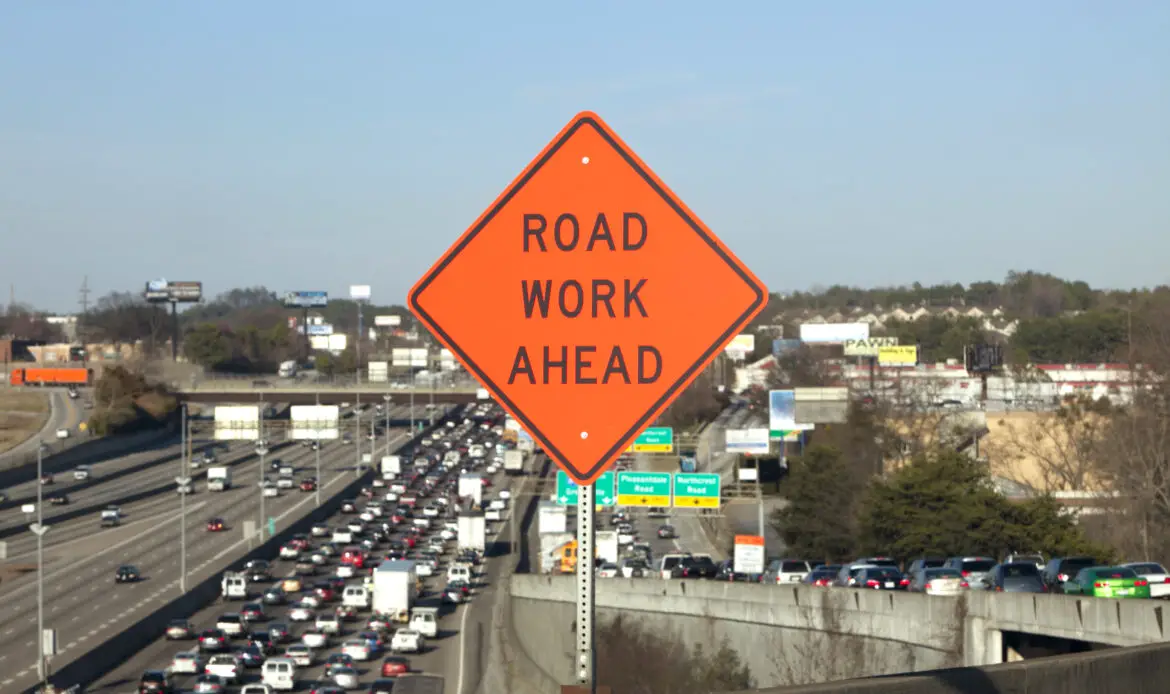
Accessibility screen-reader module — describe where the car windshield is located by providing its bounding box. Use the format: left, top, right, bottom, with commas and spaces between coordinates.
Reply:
1062, 557, 1097, 572
962, 559, 996, 572
1127, 563, 1167, 575
781, 561, 808, 572
1094, 567, 1138, 580
1002, 563, 1041, 578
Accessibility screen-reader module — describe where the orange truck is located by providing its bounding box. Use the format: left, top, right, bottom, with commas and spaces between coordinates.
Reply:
8, 367, 92, 386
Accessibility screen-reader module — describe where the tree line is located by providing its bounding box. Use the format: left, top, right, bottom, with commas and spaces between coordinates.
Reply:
766, 306, 1170, 566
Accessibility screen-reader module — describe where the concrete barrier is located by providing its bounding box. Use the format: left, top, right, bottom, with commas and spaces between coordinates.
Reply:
723, 640, 1170, 694
31, 409, 463, 693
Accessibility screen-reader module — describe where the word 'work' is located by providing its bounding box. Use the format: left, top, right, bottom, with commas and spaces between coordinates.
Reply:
508, 212, 660, 386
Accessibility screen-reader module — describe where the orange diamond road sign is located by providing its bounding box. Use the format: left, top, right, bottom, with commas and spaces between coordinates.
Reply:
409, 111, 767, 485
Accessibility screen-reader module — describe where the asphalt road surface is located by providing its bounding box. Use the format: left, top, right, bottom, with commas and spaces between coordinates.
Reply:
86, 410, 535, 694
0, 423, 416, 692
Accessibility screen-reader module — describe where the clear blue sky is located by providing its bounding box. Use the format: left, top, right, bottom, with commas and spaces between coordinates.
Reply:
3, 1, 1167, 312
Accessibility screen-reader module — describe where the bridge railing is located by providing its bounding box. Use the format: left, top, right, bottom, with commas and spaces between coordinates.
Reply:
174, 371, 483, 392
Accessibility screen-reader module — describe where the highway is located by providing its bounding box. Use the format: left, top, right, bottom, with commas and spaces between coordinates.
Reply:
0, 403, 447, 530
84, 408, 536, 694
0, 419, 419, 692
0, 388, 88, 469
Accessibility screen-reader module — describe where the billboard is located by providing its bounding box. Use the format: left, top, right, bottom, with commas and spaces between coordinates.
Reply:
213, 405, 260, 441
283, 291, 328, 308
289, 404, 340, 440
300, 324, 334, 336
143, 279, 203, 303
375, 315, 402, 327
368, 361, 389, 383
878, 345, 919, 366
843, 336, 899, 357
391, 348, 411, 367
772, 339, 802, 358
410, 348, 428, 367
769, 390, 814, 440
799, 322, 869, 344
725, 428, 770, 455
724, 334, 755, 357
349, 285, 372, 300
965, 344, 1004, 373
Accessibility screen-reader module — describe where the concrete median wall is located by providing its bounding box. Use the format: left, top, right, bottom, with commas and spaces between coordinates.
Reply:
32, 410, 461, 693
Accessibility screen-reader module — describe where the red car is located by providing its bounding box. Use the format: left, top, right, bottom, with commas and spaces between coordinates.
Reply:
300, 478, 317, 492
313, 583, 335, 602
206, 518, 225, 532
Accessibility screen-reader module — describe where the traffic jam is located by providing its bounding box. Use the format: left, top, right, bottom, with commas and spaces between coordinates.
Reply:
134, 401, 518, 694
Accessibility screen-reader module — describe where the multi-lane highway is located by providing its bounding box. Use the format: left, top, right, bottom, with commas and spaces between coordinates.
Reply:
83, 405, 536, 694
0, 388, 88, 468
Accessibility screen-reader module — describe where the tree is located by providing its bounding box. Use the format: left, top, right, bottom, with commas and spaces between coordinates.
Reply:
656, 367, 727, 431
0, 304, 66, 342
772, 445, 863, 563
883, 315, 991, 363
88, 365, 177, 436
856, 448, 1106, 562
81, 292, 167, 352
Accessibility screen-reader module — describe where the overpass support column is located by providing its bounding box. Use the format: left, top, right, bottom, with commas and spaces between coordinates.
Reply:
964, 616, 1004, 666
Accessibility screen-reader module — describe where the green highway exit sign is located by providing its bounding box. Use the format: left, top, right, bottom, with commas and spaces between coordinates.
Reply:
616, 471, 672, 507
672, 472, 721, 508
555, 470, 616, 506
626, 427, 674, 454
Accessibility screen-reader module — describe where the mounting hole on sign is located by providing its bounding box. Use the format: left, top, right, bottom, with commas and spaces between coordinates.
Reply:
580, 431, 588, 439
581, 156, 590, 164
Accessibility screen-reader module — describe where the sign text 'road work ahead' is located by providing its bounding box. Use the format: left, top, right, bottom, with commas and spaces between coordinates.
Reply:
409, 111, 767, 485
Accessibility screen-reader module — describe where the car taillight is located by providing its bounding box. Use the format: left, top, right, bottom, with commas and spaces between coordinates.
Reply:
1058, 573, 1069, 582
1094, 581, 1107, 588
924, 581, 933, 590
866, 579, 879, 587
961, 581, 970, 588
961, 570, 969, 577
1136, 580, 1149, 587
1163, 578, 1170, 584
994, 585, 1002, 592
899, 578, 910, 586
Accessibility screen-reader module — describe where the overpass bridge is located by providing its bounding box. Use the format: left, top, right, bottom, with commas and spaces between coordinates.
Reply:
500, 575, 1170, 692
173, 375, 482, 405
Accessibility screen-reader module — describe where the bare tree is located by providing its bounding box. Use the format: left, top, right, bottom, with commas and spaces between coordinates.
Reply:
983, 394, 1108, 492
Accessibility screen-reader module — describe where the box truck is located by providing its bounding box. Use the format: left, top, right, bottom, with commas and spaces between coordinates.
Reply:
381, 455, 402, 478
503, 450, 524, 475
372, 559, 418, 623
457, 512, 486, 553
207, 467, 231, 491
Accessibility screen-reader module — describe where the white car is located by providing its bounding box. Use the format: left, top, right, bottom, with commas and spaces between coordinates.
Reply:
332, 530, 353, 544
315, 614, 341, 635
498, 489, 511, 500
263, 485, 280, 498
372, 478, 386, 488
215, 615, 244, 637
384, 491, 399, 502
416, 561, 435, 577
390, 629, 423, 653
412, 518, 431, 529
346, 521, 364, 534
310, 551, 328, 566
597, 563, 619, 578
440, 528, 457, 541
301, 630, 329, 649
288, 602, 315, 622
279, 545, 300, 560
276, 478, 294, 489
169, 650, 204, 674
617, 530, 635, 545
341, 639, 372, 661
284, 644, 313, 667
486, 464, 499, 474
360, 510, 376, 523
331, 666, 361, 690
56, 428, 70, 440
240, 685, 272, 694
73, 465, 91, 481
335, 564, 356, 579
300, 593, 323, 608
487, 499, 507, 511
205, 654, 241, 682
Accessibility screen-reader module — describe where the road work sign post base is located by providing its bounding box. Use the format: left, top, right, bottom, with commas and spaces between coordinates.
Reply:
575, 482, 596, 690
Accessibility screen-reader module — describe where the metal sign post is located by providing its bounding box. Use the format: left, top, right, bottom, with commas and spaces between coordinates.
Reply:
575, 483, 596, 690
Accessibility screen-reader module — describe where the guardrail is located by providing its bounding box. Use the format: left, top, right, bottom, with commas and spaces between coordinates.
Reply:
177, 372, 482, 391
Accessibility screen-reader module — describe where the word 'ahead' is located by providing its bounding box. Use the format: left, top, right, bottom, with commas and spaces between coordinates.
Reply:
408, 111, 767, 485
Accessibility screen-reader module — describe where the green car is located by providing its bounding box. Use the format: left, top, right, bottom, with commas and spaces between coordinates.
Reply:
1062, 566, 1150, 599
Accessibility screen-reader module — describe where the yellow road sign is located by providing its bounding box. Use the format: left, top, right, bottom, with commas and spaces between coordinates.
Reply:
616, 494, 671, 508
675, 496, 720, 509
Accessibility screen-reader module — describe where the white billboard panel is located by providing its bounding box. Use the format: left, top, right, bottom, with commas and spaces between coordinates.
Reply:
725, 428, 770, 455
799, 323, 869, 344
349, 284, 371, 300
375, 315, 402, 327
733, 535, 766, 575
368, 361, 389, 383
391, 348, 411, 367
213, 405, 261, 441
290, 405, 340, 440
724, 334, 755, 357
843, 336, 899, 357
409, 348, 428, 367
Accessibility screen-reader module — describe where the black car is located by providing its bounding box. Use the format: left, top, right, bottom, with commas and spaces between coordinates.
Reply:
263, 586, 287, 605
656, 524, 676, 539
672, 555, 719, 579
854, 566, 907, 590
116, 564, 141, 583
1043, 556, 1100, 593
138, 669, 172, 694
247, 560, 273, 582
49, 494, 69, 505
239, 645, 265, 668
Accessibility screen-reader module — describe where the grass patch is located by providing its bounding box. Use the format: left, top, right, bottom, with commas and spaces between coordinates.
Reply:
0, 389, 50, 454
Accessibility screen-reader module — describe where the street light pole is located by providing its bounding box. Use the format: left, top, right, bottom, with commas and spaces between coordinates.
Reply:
315, 392, 322, 507
32, 446, 50, 685
409, 387, 415, 433
382, 394, 391, 455
178, 403, 189, 593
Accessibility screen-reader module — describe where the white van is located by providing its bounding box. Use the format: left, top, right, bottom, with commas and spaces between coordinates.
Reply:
261, 658, 296, 690
447, 563, 472, 584
409, 606, 439, 638
341, 585, 370, 609
221, 572, 248, 600
332, 528, 353, 544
